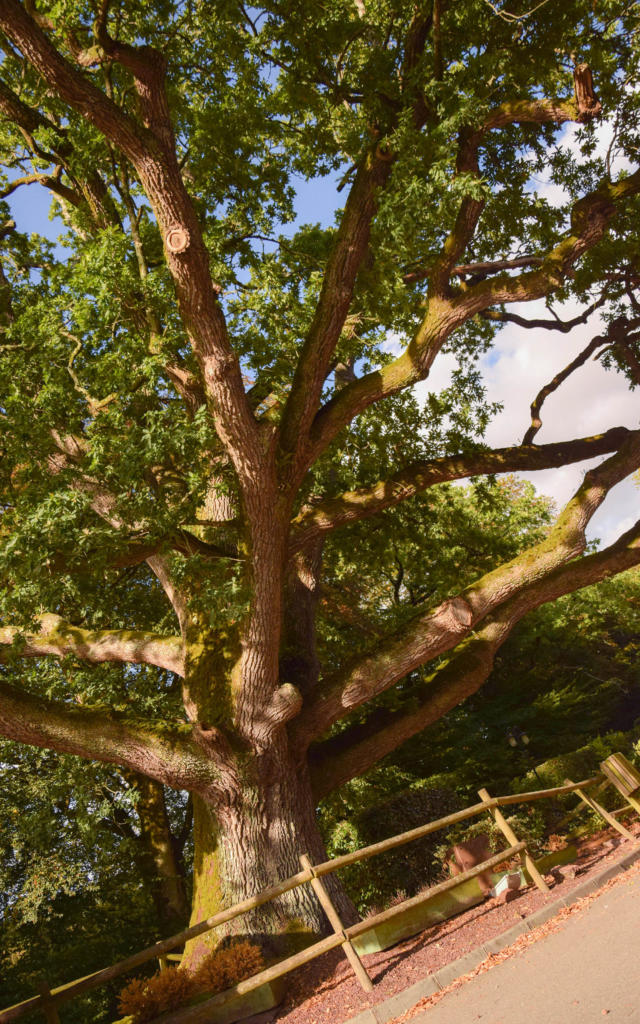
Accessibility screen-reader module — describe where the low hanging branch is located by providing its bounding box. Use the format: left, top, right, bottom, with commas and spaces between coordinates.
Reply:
0, 614, 185, 675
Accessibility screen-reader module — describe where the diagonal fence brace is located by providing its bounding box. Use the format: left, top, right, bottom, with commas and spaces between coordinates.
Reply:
300, 853, 373, 993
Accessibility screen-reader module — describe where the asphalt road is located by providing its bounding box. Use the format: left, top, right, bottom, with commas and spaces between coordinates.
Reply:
412, 869, 640, 1023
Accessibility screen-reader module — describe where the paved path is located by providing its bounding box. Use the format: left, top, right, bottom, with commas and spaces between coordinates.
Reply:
412, 870, 640, 1023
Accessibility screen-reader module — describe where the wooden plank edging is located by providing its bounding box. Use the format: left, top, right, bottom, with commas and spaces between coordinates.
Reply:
151, 843, 527, 1024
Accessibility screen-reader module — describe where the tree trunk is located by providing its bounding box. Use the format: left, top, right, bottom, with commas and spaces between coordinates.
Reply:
181, 750, 357, 969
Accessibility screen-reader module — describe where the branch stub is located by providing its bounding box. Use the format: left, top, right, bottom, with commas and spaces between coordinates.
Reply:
165, 224, 190, 254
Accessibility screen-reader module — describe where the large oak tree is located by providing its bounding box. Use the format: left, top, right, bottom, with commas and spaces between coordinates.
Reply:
1, 0, 640, 961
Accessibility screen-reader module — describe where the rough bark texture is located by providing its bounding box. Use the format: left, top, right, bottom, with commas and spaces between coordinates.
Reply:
132, 775, 190, 934
183, 754, 356, 967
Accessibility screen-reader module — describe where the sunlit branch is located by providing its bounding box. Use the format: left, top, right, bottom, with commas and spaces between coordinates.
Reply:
0, 677, 237, 801
291, 431, 640, 750
307, 167, 640, 464
0, 613, 185, 675
310, 515, 640, 796
291, 428, 630, 550
0, 0, 265, 499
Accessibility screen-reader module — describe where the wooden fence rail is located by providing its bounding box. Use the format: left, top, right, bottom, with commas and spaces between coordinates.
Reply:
2, 769, 631, 1024
136, 844, 530, 1024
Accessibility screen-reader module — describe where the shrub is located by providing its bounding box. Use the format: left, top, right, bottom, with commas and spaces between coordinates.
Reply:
117, 968, 195, 1023
192, 939, 264, 996
321, 781, 462, 913
117, 941, 264, 1022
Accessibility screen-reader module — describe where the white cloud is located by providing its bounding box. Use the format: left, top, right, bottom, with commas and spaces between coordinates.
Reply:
529, 117, 634, 210
410, 299, 639, 547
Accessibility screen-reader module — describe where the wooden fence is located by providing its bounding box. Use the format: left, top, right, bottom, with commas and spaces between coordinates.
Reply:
2, 755, 639, 1024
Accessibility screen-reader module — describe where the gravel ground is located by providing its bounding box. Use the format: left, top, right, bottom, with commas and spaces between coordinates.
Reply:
394, 856, 640, 1024
273, 817, 640, 1024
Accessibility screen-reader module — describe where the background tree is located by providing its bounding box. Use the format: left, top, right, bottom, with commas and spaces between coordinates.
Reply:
0, 0, 640, 966
0, 716, 191, 1020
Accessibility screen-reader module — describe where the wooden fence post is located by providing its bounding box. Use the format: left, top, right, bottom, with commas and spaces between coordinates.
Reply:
299, 854, 373, 993
564, 778, 639, 843
478, 787, 550, 894
36, 982, 59, 1024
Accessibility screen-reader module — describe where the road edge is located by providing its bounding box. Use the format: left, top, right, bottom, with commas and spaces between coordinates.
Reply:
342, 845, 640, 1024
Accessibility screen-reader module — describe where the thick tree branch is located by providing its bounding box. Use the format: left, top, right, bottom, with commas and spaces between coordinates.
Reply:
291, 427, 630, 550
277, 150, 393, 473
310, 515, 640, 796
277, 6, 443, 477
0, 0, 265, 500
430, 74, 599, 297
0, 613, 185, 675
464, 168, 640, 311
291, 430, 640, 750
0, 679, 236, 801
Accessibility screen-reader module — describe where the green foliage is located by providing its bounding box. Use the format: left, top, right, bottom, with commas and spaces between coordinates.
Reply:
369, 568, 640, 799
0, 684, 191, 1023
321, 777, 462, 912
320, 476, 555, 718
319, 566, 640, 903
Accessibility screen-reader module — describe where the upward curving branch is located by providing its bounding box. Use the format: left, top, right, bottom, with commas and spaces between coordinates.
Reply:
306, 165, 640, 464
309, 513, 640, 797
429, 77, 599, 296
277, 6, 443, 478
278, 151, 394, 472
0, 613, 185, 675
523, 336, 608, 444
291, 429, 640, 750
